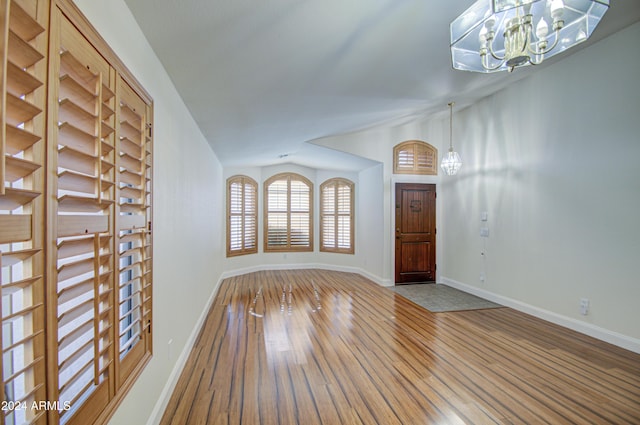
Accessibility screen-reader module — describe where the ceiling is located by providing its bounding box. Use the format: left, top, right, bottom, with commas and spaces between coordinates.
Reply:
123, 0, 640, 171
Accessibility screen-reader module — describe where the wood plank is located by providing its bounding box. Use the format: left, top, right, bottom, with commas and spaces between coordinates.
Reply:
0, 187, 41, 210
57, 214, 108, 237
6, 61, 43, 97
9, 1, 44, 41
7, 29, 43, 68
118, 214, 145, 231
5, 92, 42, 126
4, 155, 41, 182
5, 125, 41, 155
160, 269, 640, 425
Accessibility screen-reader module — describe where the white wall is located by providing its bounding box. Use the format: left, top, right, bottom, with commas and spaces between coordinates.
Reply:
72, 1, 225, 424
441, 22, 640, 349
357, 164, 385, 281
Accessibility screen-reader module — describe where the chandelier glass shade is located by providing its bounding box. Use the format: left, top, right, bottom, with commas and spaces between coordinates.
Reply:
450, 0, 609, 73
441, 102, 462, 176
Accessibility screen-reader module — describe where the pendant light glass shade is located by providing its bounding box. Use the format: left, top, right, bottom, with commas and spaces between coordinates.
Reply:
441, 149, 462, 176
441, 102, 462, 176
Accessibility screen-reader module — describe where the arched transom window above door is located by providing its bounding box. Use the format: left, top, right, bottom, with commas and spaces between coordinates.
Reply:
393, 140, 438, 175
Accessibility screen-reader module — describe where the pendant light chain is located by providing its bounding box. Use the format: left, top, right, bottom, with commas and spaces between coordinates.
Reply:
449, 102, 454, 151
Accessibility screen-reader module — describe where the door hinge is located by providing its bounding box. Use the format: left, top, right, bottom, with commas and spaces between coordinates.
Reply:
435, 264, 437, 271
435, 228, 437, 235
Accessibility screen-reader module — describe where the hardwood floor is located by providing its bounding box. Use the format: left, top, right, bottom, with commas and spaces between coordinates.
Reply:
160, 269, 640, 424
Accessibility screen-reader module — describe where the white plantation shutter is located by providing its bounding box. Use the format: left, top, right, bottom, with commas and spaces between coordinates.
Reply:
227, 176, 257, 256
264, 173, 313, 251
320, 178, 354, 254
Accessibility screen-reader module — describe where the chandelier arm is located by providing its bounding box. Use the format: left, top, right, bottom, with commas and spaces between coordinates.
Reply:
481, 53, 505, 71
487, 36, 506, 61
529, 27, 562, 56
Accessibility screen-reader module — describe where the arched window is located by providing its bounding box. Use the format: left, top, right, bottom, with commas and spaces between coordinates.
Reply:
227, 175, 258, 256
264, 173, 313, 252
393, 140, 438, 175
320, 178, 355, 254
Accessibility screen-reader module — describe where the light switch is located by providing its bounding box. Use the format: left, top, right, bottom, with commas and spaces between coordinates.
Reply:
481, 211, 488, 221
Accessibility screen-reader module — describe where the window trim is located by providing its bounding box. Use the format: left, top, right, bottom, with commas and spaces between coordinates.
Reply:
320, 178, 355, 254
227, 175, 259, 257
263, 172, 314, 252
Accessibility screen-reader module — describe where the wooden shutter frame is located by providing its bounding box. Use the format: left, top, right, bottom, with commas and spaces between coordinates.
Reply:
226, 175, 258, 257
263, 172, 313, 252
0, 1, 50, 424
50, 1, 153, 424
320, 178, 354, 254
393, 140, 438, 175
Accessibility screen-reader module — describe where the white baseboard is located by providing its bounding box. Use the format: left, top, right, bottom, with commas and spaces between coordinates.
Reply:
145, 276, 223, 425
221, 263, 387, 286
440, 277, 640, 354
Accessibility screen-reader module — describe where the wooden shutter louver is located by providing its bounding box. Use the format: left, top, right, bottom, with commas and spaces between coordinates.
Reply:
226, 175, 257, 256
264, 173, 313, 252
0, 1, 49, 423
393, 140, 438, 175
266, 178, 287, 248
243, 181, 256, 251
320, 178, 354, 254
289, 179, 310, 247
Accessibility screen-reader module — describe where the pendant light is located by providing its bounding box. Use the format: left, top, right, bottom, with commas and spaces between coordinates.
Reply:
441, 102, 462, 176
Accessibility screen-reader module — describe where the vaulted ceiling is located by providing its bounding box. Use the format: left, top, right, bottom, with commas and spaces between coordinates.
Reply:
123, 0, 640, 170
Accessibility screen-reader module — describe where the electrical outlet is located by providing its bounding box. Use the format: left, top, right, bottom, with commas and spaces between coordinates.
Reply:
580, 298, 589, 316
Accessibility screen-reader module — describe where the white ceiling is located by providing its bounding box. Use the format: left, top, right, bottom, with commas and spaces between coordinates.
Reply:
123, 0, 640, 170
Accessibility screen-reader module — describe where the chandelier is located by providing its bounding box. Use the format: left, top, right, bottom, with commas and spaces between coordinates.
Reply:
450, 0, 609, 72
440, 102, 462, 176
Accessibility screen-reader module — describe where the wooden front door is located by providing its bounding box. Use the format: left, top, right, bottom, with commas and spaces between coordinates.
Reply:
395, 183, 436, 284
